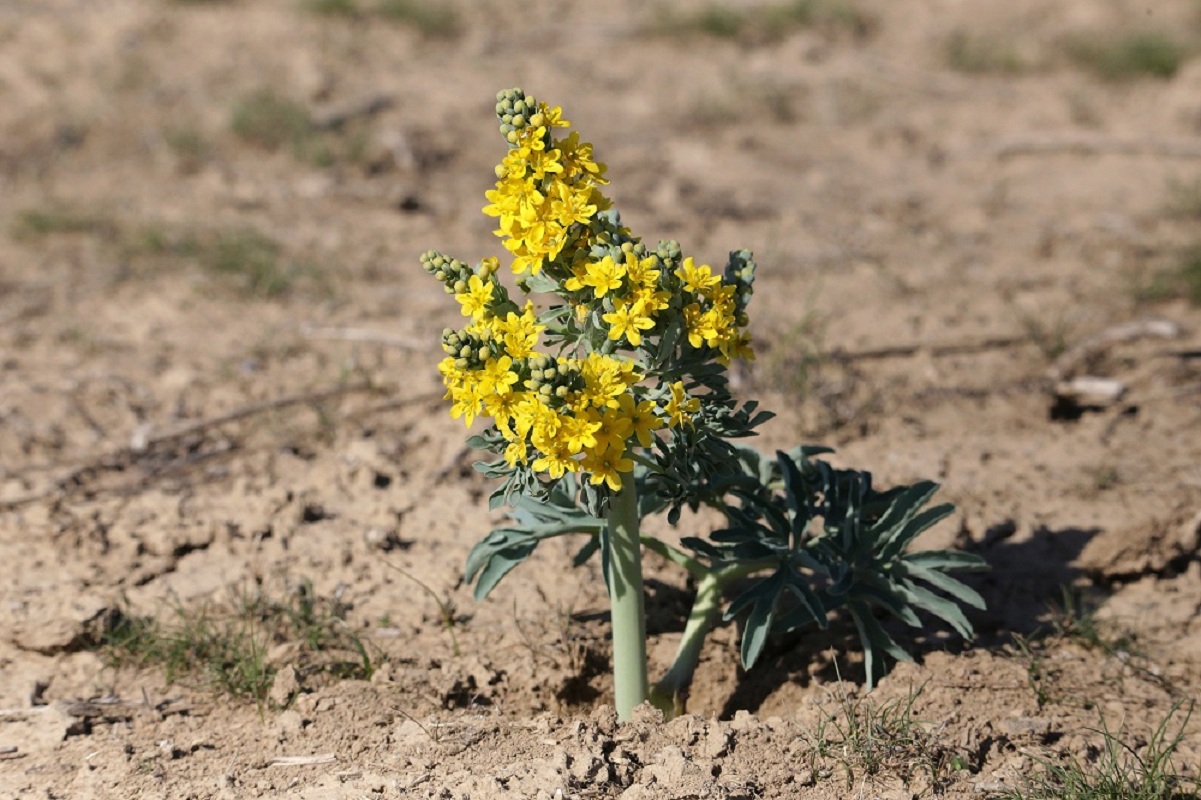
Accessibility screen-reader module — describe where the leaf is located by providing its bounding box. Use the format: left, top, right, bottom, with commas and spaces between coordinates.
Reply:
851, 578, 922, 628
738, 569, 787, 669
848, 600, 914, 690
895, 579, 974, 639
776, 450, 814, 550
655, 316, 683, 366
472, 543, 536, 601
898, 560, 987, 610
524, 271, 559, 293
679, 536, 723, 559
782, 570, 827, 629
878, 502, 955, 563
903, 550, 989, 572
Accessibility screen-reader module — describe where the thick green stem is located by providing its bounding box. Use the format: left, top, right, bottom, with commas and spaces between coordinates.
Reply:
650, 559, 776, 719
606, 477, 648, 721
650, 571, 723, 717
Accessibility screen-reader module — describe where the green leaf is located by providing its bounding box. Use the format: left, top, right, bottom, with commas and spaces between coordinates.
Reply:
738, 568, 787, 669
524, 271, 559, 293
655, 316, 683, 367
848, 600, 914, 690
776, 450, 814, 550
898, 560, 987, 610
895, 579, 974, 639
472, 544, 535, 601
878, 502, 955, 562
782, 570, 827, 629
851, 578, 922, 628
903, 550, 989, 572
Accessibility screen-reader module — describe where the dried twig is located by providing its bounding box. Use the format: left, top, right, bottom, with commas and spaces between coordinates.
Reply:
831, 334, 1028, 362
1048, 319, 1183, 383
0, 381, 379, 510
301, 324, 422, 350
269, 753, 337, 766
311, 94, 394, 131
133, 379, 377, 451
983, 134, 1201, 160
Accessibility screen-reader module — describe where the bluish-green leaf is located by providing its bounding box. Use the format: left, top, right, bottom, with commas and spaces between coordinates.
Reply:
848, 600, 914, 690
898, 560, 986, 610
739, 569, 787, 669
472, 544, 535, 601
895, 579, 974, 639
903, 550, 989, 572
878, 502, 955, 562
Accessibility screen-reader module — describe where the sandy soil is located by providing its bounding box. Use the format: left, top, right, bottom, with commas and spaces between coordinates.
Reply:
3, 0, 1201, 797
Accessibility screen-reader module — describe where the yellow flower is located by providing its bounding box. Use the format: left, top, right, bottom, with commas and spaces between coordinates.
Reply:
665, 381, 700, 429
581, 255, 626, 299
580, 352, 641, 409
602, 300, 655, 347
581, 443, 633, 491
674, 257, 721, 295
532, 440, 579, 479
504, 439, 529, 466
479, 355, 519, 396
617, 394, 664, 448
448, 379, 484, 427
495, 303, 544, 359
594, 406, 634, 453
559, 410, 602, 455
550, 181, 598, 229
456, 275, 495, 320
485, 389, 526, 437
623, 252, 660, 288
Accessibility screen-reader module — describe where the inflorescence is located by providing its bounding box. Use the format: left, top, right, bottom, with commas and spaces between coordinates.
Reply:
422, 88, 756, 493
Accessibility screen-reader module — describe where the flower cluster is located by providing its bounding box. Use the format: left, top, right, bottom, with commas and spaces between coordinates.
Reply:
423, 88, 757, 494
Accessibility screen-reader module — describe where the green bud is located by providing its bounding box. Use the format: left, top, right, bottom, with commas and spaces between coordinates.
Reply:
555, 386, 568, 398
453, 280, 467, 293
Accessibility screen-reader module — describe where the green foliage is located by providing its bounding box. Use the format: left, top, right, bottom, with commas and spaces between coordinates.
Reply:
651, 0, 873, 43
301, 0, 360, 16
1166, 178, 1201, 220
124, 222, 328, 299
804, 680, 966, 791
100, 582, 379, 703
377, 0, 459, 36
467, 445, 987, 690
11, 207, 114, 241
1135, 247, 1201, 307
1004, 701, 1199, 800
945, 30, 1030, 74
1067, 32, 1187, 81
230, 88, 316, 154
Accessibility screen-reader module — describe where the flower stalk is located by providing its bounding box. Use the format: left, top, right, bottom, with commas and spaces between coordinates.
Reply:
605, 476, 649, 719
